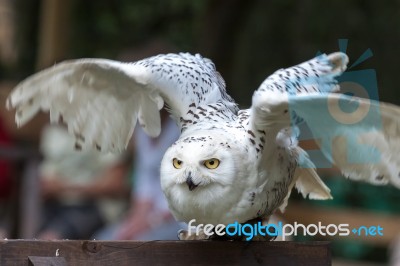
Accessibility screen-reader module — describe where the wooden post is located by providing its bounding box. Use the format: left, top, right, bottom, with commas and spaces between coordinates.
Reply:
36, 0, 72, 70
0, 240, 331, 266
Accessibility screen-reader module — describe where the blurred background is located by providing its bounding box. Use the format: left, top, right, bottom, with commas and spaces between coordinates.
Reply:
0, 0, 400, 265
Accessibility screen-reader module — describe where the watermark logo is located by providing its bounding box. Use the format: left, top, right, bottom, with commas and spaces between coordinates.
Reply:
287, 39, 382, 168
187, 219, 384, 241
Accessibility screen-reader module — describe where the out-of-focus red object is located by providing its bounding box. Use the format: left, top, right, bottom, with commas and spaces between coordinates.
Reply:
0, 117, 13, 199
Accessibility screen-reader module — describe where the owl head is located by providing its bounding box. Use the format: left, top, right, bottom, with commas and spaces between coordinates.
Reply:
160, 131, 244, 204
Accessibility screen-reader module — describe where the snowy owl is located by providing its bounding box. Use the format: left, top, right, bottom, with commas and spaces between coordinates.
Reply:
6, 52, 400, 240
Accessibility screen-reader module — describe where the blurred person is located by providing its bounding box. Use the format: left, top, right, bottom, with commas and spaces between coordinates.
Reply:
37, 125, 130, 240
95, 111, 183, 240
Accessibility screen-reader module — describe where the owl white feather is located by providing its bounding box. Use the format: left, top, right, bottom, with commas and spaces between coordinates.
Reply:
6, 52, 400, 240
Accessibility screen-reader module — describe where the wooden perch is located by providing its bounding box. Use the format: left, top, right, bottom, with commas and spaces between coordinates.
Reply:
0, 240, 330, 266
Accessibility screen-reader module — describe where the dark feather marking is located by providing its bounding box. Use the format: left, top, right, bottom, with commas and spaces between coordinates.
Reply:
75, 143, 82, 150
58, 114, 65, 125
247, 130, 255, 138
180, 117, 193, 124
208, 105, 219, 111
74, 132, 85, 141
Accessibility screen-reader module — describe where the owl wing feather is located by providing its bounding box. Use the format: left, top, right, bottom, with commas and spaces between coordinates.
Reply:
6, 53, 237, 152
288, 94, 400, 189
251, 52, 400, 193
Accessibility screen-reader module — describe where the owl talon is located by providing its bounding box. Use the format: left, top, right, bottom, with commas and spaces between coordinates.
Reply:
177, 229, 209, 240
177, 229, 187, 240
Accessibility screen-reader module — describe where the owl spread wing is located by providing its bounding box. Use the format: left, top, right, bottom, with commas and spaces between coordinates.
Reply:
251, 52, 400, 193
6, 53, 237, 152
251, 52, 348, 128
286, 94, 400, 189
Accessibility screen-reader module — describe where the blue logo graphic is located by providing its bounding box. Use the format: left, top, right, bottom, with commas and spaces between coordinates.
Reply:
351, 225, 383, 236
289, 39, 382, 168
223, 221, 383, 241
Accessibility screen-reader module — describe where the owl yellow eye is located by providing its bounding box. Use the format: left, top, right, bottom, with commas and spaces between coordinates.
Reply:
173, 158, 183, 169
203, 158, 220, 169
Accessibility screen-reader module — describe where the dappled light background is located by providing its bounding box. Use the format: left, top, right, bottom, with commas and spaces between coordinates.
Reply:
1, 0, 400, 265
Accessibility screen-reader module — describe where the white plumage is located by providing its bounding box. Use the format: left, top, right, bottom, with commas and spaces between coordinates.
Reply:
6, 52, 400, 239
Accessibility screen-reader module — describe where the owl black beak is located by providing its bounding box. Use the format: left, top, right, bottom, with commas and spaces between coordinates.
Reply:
186, 173, 198, 191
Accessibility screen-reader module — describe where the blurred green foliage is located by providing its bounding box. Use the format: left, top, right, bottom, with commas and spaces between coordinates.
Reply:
69, 0, 206, 58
